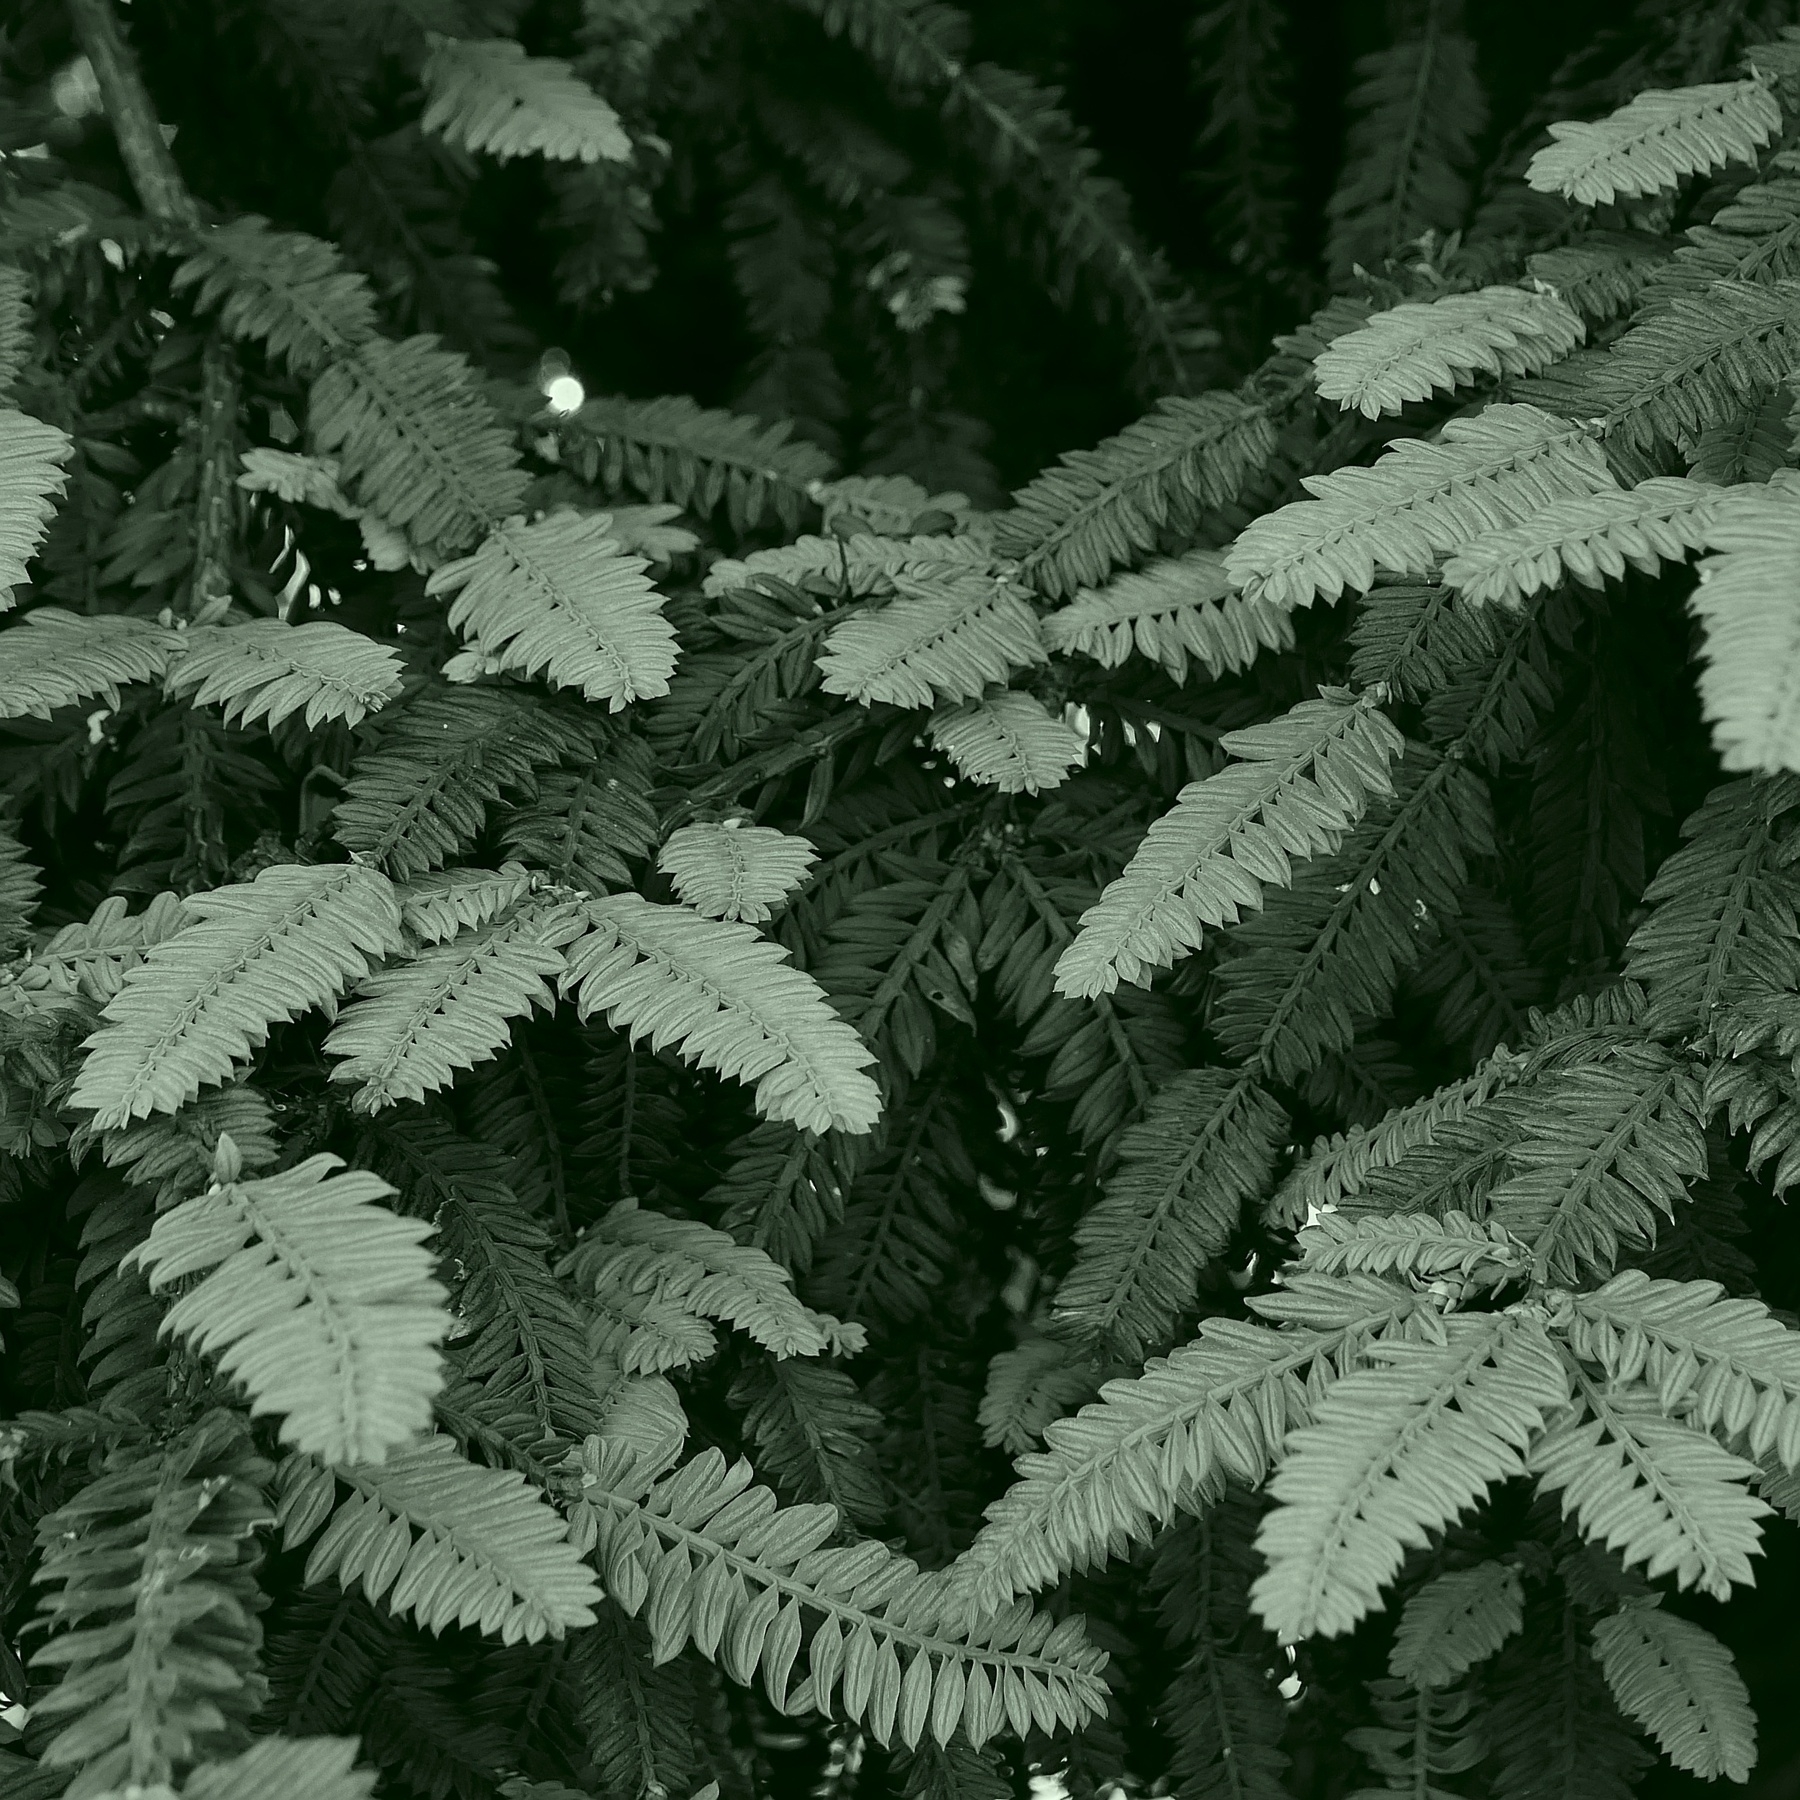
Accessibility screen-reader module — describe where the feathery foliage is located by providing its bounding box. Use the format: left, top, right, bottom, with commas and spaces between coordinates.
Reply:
16, 4, 1800, 1797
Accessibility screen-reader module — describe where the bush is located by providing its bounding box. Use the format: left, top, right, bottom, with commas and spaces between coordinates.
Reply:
5, 1, 1800, 1797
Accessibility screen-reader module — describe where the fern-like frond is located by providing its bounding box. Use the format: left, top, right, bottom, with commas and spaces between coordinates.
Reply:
1567, 1269, 1800, 1467
277, 1434, 603, 1645
1271, 1050, 1526, 1226
0, 262, 31, 399
978, 1337, 1107, 1455
1148, 1496, 1292, 1800
926, 691, 1086, 795
1250, 1315, 1568, 1642
420, 35, 630, 164
942, 1281, 1422, 1618
1053, 1068, 1287, 1357
1530, 1376, 1769, 1599
547, 391, 834, 533
0, 408, 74, 606
0, 811, 38, 966
1568, 279, 1800, 461
817, 570, 1044, 708
1209, 748, 1492, 1083
1592, 1601, 1756, 1782
562, 892, 882, 1133
1388, 1561, 1524, 1688
99, 1079, 279, 1210
566, 1607, 714, 1800
657, 820, 817, 921
395, 865, 537, 943
1225, 404, 1617, 611
1625, 774, 1800, 1036
1528, 232, 1671, 322
1349, 1674, 1482, 1798
1639, 155, 1800, 317
325, 896, 590, 1113
1690, 473, 1800, 774
1313, 287, 1584, 419
333, 685, 593, 878
705, 531, 992, 600
814, 472, 976, 537
1442, 476, 1722, 606
310, 335, 529, 560
9, 890, 192, 1008
129, 1138, 446, 1463
30, 1413, 272, 1797
1054, 689, 1404, 998
992, 392, 1277, 599
173, 217, 381, 378
500, 736, 658, 893
561, 1195, 852, 1368
1043, 548, 1294, 684
1323, 10, 1485, 284
1526, 79, 1781, 205
1485, 1578, 1652, 1800
183, 1737, 376, 1800
431, 1167, 615, 1455
730, 1355, 887, 1528
427, 510, 678, 710
563, 1439, 1110, 1748
1484, 1043, 1707, 1285
0, 608, 179, 720
71, 862, 404, 1129
165, 619, 406, 729
1295, 1209, 1529, 1288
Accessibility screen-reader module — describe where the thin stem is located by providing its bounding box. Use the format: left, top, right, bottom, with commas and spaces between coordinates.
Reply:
65, 0, 200, 229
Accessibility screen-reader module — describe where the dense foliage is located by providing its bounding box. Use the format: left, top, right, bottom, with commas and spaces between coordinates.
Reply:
13, 1, 1800, 1797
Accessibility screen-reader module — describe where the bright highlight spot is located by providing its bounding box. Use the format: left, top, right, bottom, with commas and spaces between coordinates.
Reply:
544, 374, 585, 414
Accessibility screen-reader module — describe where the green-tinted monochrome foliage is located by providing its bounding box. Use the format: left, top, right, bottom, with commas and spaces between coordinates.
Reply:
12, 2, 1800, 1799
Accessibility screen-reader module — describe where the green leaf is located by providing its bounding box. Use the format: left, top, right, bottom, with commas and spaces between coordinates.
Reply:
1225, 404, 1617, 611
278, 1433, 603, 1644
565, 1441, 1109, 1748
1691, 473, 1800, 774
309, 335, 528, 560
1251, 1314, 1568, 1642
428, 511, 679, 710
165, 619, 406, 730
560, 1195, 855, 1368
657, 820, 818, 922
1042, 548, 1294, 684
30, 1415, 272, 1798
1053, 1067, 1287, 1358
1054, 690, 1404, 998
1592, 1601, 1756, 1782
1442, 476, 1722, 608
1388, 1562, 1524, 1688
1313, 286, 1583, 419
1530, 1378, 1769, 1600
926, 690, 1087, 795
420, 35, 631, 164
0, 608, 180, 721
129, 1145, 447, 1464
562, 893, 882, 1134
325, 896, 590, 1113
1527, 80, 1781, 205
184, 1738, 376, 1800
173, 216, 380, 376
0, 407, 74, 606
71, 863, 404, 1130
817, 570, 1045, 709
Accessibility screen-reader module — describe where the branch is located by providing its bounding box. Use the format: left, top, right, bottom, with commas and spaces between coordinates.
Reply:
65, 0, 202, 230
